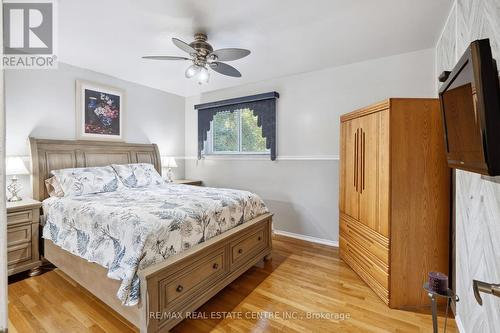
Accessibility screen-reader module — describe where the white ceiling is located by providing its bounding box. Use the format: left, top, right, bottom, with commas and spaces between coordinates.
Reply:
58, 0, 453, 97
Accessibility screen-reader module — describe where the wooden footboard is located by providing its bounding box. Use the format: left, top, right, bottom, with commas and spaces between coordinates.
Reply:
45, 213, 273, 333
139, 213, 273, 332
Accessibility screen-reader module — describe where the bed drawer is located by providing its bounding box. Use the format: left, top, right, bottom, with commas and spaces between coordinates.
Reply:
7, 224, 31, 247
230, 227, 266, 268
7, 210, 33, 226
7, 242, 32, 266
161, 247, 227, 308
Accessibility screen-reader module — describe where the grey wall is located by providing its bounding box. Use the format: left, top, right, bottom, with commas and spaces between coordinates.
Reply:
185, 48, 437, 243
5, 63, 186, 197
436, 1, 500, 332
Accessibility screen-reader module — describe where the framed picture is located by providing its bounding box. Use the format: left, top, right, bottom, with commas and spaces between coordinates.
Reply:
76, 80, 125, 141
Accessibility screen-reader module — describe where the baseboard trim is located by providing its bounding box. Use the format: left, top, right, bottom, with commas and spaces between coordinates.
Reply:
273, 229, 339, 247
454, 315, 465, 333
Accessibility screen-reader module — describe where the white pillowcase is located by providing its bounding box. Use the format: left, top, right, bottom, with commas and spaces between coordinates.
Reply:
51, 166, 124, 196
112, 163, 165, 188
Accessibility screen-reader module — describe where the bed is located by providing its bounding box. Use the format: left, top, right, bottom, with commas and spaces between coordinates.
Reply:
30, 137, 273, 333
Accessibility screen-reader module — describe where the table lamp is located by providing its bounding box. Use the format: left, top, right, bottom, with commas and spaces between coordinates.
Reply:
6, 156, 29, 202
161, 156, 177, 183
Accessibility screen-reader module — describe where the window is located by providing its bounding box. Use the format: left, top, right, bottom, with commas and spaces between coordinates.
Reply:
204, 109, 269, 155
196, 92, 279, 160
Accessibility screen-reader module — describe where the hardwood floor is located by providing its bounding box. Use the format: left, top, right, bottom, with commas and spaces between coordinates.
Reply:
8, 235, 457, 332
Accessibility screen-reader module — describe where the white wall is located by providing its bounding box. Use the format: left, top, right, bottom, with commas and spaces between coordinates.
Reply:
0, 2, 8, 330
5, 63, 186, 197
185, 48, 437, 243
436, 1, 500, 332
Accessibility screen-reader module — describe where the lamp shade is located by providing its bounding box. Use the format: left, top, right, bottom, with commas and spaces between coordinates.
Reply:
6, 157, 29, 175
161, 156, 178, 168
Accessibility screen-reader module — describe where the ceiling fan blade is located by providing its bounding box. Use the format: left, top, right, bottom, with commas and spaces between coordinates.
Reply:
142, 56, 190, 61
172, 38, 197, 55
209, 62, 242, 77
209, 48, 250, 61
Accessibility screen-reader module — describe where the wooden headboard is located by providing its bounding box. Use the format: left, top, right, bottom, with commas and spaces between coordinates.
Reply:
29, 137, 161, 201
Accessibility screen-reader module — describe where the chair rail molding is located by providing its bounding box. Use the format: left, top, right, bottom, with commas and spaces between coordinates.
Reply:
182, 155, 340, 161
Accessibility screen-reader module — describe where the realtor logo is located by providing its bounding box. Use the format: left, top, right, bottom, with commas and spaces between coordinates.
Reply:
3, 0, 57, 69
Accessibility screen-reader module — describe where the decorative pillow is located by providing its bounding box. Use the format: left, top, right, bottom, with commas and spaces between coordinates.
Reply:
45, 176, 65, 197
51, 166, 123, 196
112, 163, 165, 188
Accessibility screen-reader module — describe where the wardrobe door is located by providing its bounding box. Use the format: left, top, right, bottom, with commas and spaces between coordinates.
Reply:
358, 112, 381, 232
339, 118, 360, 220
377, 110, 390, 237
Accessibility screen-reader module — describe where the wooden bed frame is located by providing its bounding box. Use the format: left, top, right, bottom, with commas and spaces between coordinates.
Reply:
30, 137, 273, 333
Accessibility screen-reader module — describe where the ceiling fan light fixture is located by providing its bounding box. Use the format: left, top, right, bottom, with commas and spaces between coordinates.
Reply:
197, 66, 210, 85
185, 64, 201, 78
142, 33, 250, 84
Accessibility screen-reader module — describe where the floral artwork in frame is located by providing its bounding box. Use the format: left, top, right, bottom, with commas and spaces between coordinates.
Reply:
76, 80, 125, 141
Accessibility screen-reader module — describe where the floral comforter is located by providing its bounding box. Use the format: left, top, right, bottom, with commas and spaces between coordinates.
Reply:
42, 184, 268, 306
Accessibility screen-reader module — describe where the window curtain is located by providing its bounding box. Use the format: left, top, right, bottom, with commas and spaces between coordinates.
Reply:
195, 92, 279, 160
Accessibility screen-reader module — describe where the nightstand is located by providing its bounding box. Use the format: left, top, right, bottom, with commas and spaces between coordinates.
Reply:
174, 179, 203, 186
7, 198, 42, 276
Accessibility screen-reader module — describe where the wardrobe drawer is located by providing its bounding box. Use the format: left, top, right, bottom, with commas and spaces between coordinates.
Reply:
7, 242, 32, 266
161, 248, 226, 307
340, 242, 389, 304
7, 224, 31, 247
340, 215, 389, 265
340, 236, 388, 290
230, 227, 266, 268
7, 210, 33, 226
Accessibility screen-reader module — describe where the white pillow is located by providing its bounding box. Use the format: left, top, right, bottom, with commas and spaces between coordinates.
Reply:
112, 163, 165, 188
51, 166, 123, 196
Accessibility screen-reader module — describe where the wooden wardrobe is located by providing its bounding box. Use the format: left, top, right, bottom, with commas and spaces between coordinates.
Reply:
339, 98, 450, 309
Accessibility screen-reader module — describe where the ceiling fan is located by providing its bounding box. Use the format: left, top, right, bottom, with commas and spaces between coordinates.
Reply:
142, 33, 251, 84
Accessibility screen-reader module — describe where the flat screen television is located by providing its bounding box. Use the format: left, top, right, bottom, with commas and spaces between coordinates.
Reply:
439, 39, 500, 176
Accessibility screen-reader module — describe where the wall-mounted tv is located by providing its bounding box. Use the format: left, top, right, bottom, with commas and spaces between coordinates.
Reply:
439, 39, 500, 176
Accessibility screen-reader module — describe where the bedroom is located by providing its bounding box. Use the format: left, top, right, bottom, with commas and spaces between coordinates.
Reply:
1, 0, 500, 332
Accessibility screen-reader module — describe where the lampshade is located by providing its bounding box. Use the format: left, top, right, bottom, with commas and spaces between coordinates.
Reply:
6, 157, 29, 175
161, 156, 178, 168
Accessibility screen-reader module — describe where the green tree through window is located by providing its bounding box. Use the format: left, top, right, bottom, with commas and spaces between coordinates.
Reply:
213, 111, 239, 152
210, 109, 269, 154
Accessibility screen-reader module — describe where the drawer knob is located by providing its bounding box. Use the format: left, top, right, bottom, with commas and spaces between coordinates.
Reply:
238, 248, 243, 254
258, 236, 262, 241
176, 285, 183, 293
212, 263, 219, 269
